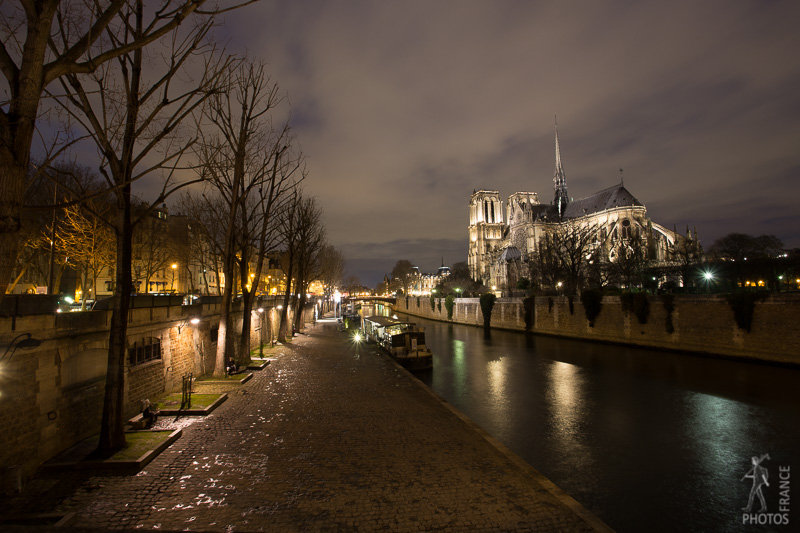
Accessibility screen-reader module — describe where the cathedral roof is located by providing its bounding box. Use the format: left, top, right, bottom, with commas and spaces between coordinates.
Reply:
562, 183, 643, 219
529, 204, 557, 222
498, 246, 522, 262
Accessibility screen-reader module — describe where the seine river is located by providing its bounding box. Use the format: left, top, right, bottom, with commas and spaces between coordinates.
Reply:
391, 310, 799, 533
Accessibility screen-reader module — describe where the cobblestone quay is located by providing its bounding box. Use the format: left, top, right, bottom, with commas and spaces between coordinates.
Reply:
2, 317, 610, 532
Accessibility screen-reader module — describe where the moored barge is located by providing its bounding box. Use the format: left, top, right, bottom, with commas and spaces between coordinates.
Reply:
362, 315, 433, 371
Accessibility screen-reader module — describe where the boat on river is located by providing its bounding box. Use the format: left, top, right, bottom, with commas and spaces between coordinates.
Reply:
362, 315, 433, 371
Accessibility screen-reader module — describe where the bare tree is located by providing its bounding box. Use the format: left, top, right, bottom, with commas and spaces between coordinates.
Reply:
343, 275, 363, 295
290, 196, 325, 335
56, 201, 116, 307
0, 0, 255, 299
391, 259, 415, 295
234, 147, 298, 364
317, 244, 344, 297
608, 226, 651, 289
709, 232, 784, 289
130, 206, 171, 293
533, 222, 600, 294
47, 3, 239, 455
669, 226, 703, 289
197, 59, 302, 373
276, 190, 299, 343
177, 191, 227, 295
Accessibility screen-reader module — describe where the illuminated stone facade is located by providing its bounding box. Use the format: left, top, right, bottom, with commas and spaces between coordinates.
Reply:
468, 124, 696, 290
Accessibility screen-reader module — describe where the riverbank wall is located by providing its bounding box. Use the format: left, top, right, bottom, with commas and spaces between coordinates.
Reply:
394, 294, 799, 365
0, 298, 316, 489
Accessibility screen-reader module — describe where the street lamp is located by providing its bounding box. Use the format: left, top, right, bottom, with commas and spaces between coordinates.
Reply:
1, 333, 42, 362
171, 263, 178, 293
703, 270, 714, 293
177, 317, 200, 334
257, 307, 265, 356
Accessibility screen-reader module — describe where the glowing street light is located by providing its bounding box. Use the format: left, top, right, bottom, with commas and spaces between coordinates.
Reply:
171, 263, 178, 292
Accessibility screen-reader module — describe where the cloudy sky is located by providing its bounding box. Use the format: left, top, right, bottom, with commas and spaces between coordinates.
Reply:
220, 1, 800, 287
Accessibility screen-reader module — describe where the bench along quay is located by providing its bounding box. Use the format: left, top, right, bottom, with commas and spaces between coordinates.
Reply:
0, 315, 609, 532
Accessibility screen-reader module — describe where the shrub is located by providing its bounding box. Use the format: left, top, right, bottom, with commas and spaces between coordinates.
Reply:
437, 299, 442, 313
632, 293, 650, 324
479, 293, 497, 330
725, 292, 768, 333
430, 294, 435, 311
445, 295, 455, 320
523, 296, 535, 331
620, 292, 633, 315
567, 295, 574, 315
416, 296, 420, 308
580, 289, 603, 327
548, 296, 554, 313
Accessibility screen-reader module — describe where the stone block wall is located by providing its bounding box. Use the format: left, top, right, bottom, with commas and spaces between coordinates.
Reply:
396, 294, 799, 365
0, 300, 304, 486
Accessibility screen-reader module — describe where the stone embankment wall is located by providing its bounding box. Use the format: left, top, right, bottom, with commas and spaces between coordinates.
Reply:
0, 299, 312, 488
396, 294, 798, 365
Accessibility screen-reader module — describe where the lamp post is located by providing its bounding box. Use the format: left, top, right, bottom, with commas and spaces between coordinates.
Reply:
257, 307, 265, 357
703, 271, 714, 293
171, 263, 178, 293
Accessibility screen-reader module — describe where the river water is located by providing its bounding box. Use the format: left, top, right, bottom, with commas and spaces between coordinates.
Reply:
388, 310, 799, 532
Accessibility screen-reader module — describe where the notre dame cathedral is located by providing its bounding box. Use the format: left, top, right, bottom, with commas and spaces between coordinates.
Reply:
468, 122, 699, 290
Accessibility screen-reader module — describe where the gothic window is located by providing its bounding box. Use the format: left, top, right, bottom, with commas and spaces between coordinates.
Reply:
621, 219, 631, 240
490, 201, 495, 222
513, 230, 525, 251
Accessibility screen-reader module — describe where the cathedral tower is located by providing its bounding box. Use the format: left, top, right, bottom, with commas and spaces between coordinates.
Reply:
553, 118, 569, 220
468, 190, 504, 282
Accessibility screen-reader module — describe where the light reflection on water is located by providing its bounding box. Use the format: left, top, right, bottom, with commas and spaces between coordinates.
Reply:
408, 313, 800, 533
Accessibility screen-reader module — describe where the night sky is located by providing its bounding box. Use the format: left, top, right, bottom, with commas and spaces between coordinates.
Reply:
221, 1, 800, 287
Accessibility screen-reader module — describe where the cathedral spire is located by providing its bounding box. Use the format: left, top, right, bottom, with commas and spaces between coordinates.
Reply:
553, 116, 569, 219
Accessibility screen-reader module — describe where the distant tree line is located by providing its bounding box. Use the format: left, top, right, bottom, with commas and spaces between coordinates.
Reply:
517, 226, 795, 296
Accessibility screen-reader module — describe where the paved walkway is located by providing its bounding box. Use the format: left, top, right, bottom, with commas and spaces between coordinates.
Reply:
2, 317, 610, 532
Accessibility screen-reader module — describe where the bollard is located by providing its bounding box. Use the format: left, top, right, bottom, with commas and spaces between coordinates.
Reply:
181, 372, 193, 409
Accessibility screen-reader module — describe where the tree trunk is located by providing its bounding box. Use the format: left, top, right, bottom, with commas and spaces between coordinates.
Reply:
293, 281, 308, 334
0, 4, 53, 300
277, 273, 293, 342
97, 198, 133, 456
239, 290, 253, 363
